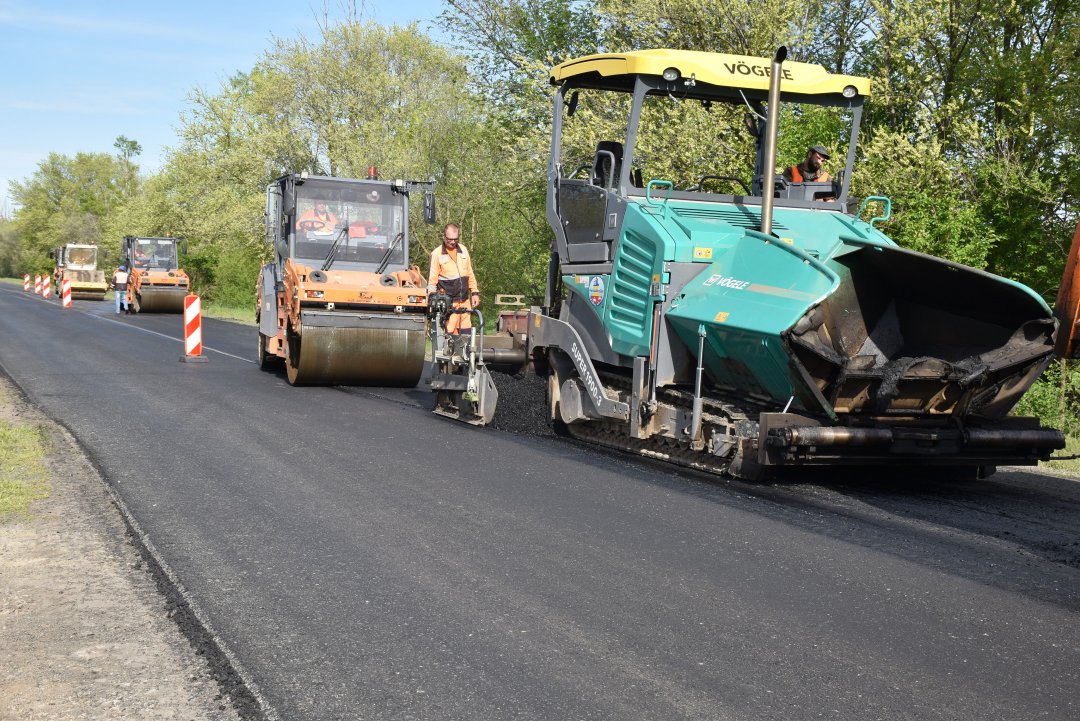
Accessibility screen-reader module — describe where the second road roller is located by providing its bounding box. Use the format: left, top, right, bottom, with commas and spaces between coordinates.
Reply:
51, 244, 109, 300
257, 170, 436, 386
122, 235, 191, 313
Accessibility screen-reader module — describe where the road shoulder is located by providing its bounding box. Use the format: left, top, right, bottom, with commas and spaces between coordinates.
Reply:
0, 375, 244, 720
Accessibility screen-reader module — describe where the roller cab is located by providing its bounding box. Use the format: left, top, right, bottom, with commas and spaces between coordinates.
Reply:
51, 244, 108, 300
257, 172, 436, 386
122, 236, 190, 313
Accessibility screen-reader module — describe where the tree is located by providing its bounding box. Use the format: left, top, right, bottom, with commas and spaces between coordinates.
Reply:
113, 135, 142, 162
0, 217, 21, 277
105, 20, 541, 305
9, 152, 131, 274
113, 135, 143, 199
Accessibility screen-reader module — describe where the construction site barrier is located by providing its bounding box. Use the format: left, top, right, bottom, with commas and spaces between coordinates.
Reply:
179, 293, 208, 363
23, 274, 29, 291
42, 275, 51, 299
61, 279, 72, 308
34, 275, 41, 295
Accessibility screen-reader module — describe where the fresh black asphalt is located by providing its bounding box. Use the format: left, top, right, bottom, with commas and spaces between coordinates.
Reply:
1, 283, 1078, 721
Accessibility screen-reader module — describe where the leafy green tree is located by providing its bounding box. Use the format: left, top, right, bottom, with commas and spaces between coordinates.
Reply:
105, 20, 541, 305
855, 130, 998, 267
0, 218, 21, 278
8, 152, 132, 274
113, 135, 143, 197
598, 0, 820, 58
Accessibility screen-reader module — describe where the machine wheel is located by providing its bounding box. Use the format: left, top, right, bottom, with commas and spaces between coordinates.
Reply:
285, 327, 303, 385
257, 332, 282, 370
547, 370, 570, 437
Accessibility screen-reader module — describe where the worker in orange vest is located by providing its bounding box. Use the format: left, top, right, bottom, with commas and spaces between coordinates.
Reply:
427, 222, 480, 333
783, 144, 832, 183
112, 265, 130, 315
296, 200, 340, 233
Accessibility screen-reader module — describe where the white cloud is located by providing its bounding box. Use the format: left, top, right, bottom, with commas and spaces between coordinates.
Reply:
0, 6, 206, 42
0, 87, 169, 115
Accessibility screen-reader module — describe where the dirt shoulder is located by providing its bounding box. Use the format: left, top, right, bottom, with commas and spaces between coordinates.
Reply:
0, 375, 245, 721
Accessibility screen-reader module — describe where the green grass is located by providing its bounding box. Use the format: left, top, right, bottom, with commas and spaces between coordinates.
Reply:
1040, 434, 1080, 476
201, 301, 256, 325
0, 395, 51, 521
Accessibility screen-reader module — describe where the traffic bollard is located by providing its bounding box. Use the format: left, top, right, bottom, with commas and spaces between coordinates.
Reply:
179, 293, 208, 363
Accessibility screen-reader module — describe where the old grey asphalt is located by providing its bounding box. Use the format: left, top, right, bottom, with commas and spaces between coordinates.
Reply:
1, 283, 1078, 721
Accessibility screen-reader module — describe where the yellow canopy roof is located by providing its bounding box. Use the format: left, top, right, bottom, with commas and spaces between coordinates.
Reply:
551, 49, 871, 98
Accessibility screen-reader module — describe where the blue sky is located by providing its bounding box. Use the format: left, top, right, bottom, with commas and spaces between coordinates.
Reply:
0, 0, 447, 213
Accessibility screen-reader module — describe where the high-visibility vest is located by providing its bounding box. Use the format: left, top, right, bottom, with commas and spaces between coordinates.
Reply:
789, 165, 831, 183
427, 244, 478, 302
296, 208, 339, 230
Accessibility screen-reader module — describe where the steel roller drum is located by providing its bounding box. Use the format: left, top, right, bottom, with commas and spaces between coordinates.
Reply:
70, 290, 108, 301
67, 272, 109, 301
285, 311, 426, 386
136, 287, 188, 313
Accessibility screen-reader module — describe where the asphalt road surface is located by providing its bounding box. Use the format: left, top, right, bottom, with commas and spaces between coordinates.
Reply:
2, 283, 1078, 721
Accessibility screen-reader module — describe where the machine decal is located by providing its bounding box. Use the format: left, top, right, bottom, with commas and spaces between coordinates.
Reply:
714, 311, 730, 323
588, 276, 606, 306
693, 247, 713, 260
704, 275, 751, 290
721, 61, 795, 80
702, 274, 815, 300
570, 340, 603, 407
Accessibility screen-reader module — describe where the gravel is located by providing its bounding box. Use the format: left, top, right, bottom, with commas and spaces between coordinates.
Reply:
0, 375, 250, 721
488, 371, 556, 437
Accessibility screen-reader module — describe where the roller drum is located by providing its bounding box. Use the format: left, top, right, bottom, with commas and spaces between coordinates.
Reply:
135, 287, 188, 313
286, 310, 426, 386
70, 290, 108, 301
66, 271, 108, 301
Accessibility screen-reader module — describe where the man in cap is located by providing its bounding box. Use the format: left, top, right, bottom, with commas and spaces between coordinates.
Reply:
783, 144, 832, 183
112, 264, 130, 314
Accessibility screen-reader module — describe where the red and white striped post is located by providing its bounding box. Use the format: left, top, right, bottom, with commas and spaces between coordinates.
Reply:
61, 279, 72, 308
23, 274, 29, 291
33, 275, 41, 295
42, 274, 51, 299
179, 293, 208, 363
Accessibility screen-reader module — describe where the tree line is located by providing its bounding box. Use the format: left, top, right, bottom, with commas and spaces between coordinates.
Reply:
3, 0, 1078, 429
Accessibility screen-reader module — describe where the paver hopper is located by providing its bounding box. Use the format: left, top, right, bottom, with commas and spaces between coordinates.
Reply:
122, 236, 190, 313
429, 48, 1067, 480
257, 172, 436, 386
51, 244, 108, 300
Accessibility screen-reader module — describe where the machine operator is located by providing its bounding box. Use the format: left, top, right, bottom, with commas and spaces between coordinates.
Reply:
783, 144, 832, 183
296, 200, 339, 232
